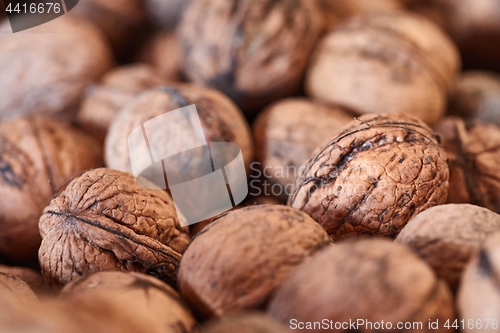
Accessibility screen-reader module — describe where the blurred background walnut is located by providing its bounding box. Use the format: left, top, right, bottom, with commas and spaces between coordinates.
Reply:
202, 313, 292, 333
138, 31, 183, 81
0, 265, 50, 296
0, 272, 38, 307
145, 0, 193, 30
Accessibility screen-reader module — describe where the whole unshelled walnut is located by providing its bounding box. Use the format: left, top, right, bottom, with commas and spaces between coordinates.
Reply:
0, 265, 49, 296
0, 116, 103, 262
0, 272, 38, 306
138, 32, 183, 81
268, 238, 456, 333
306, 11, 460, 125
202, 313, 292, 333
146, 0, 193, 30
396, 204, 500, 292
178, 205, 331, 319
178, 0, 323, 112
434, 117, 500, 212
0, 15, 113, 121
38, 168, 190, 288
288, 114, 450, 240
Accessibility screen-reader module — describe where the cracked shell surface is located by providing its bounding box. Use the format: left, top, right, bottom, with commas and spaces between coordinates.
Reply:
268, 238, 455, 333
288, 113, 450, 240
178, 205, 332, 319
202, 313, 292, 333
38, 168, 190, 288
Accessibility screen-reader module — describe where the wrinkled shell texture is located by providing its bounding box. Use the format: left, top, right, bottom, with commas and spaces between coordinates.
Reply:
396, 204, 500, 292
0, 272, 38, 306
178, 0, 323, 111
38, 168, 190, 288
268, 239, 455, 333
0, 15, 113, 121
306, 11, 460, 125
105, 84, 254, 173
253, 98, 353, 192
202, 313, 292, 333
146, 0, 193, 29
0, 265, 49, 295
0, 116, 103, 261
434, 117, 500, 212
138, 32, 183, 81
458, 232, 500, 333
77, 64, 169, 141
288, 114, 450, 240
178, 205, 331, 318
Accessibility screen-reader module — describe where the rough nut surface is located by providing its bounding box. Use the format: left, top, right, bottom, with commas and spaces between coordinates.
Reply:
178, 0, 323, 112
38, 168, 190, 288
0, 265, 49, 296
0, 116, 103, 261
268, 238, 456, 333
396, 204, 500, 292
0, 272, 38, 306
138, 32, 183, 81
202, 313, 292, 333
178, 205, 332, 318
288, 113, 450, 240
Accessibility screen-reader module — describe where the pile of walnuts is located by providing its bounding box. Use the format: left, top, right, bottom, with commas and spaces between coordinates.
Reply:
2, 0, 500, 332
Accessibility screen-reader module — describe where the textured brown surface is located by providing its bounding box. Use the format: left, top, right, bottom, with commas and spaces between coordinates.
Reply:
38, 168, 190, 288
202, 313, 292, 333
0, 272, 38, 306
434, 117, 500, 212
138, 32, 183, 81
396, 204, 500, 292
288, 113, 450, 240
0, 116, 103, 261
178, 205, 332, 319
0, 265, 50, 296
146, 0, 193, 30
0, 15, 113, 121
306, 11, 460, 125
268, 238, 456, 333
178, 0, 323, 112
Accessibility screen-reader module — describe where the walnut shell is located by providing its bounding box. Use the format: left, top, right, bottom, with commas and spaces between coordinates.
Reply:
202, 313, 292, 333
268, 238, 456, 333
138, 32, 183, 81
38, 168, 190, 288
434, 117, 500, 212
0, 265, 50, 296
177, 0, 323, 112
306, 11, 460, 125
0, 116, 103, 262
0, 15, 113, 121
178, 205, 332, 319
396, 204, 500, 292
146, 0, 193, 30
0, 272, 38, 306
288, 113, 450, 240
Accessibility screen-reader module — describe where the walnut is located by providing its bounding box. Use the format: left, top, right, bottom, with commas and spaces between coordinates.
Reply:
77, 64, 170, 142
288, 113, 450, 240
0, 272, 37, 306
0, 265, 50, 296
38, 168, 191, 288
396, 204, 500, 292
138, 32, 183, 81
178, 205, 331, 318
0, 116, 103, 262
177, 0, 323, 112
434, 117, 500, 212
253, 98, 353, 201
306, 11, 460, 125
202, 313, 292, 333
146, 0, 193, 30
0, 15, 113, 121
268, 238, 456, 333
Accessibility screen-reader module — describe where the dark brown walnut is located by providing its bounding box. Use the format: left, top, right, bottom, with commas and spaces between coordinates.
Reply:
288, 113, 450, 240
434, 117, 500, 212
0, 272, 38, 306
253, 98, 353, 201
178, 205, 331, 319
306, 11, 460, 125
396, 204, 500, 292
448, 72, 500, 126
138, 32, 183, 81
0, 265, 50, 296
202, 313, 292, 333
77, 64, 171, 142
146, 0, 193, 30
0, 116, 103, 262
0, 15, 113, 121
38, 168, 191, 288
178, 0, 323, 112
268, 238, 456, 333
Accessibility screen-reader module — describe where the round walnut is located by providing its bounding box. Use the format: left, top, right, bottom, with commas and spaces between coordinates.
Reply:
202, 313, 292, 333
178, 205, 332, 319
253, 98, 353, 200
434, 117, 500, 212
396, 204, 500, 292
306, 11, 460, 125
0, 272, 37, 306
178, 0, 323, 112
138, 32, 183, 81
268, 238, 455, 333
38, 168, 191, 288
288, 113, 450, 240
0, 15, 113, 121
77, 64, 171, 142
146, 0, 193, 30
0, 116, 103, 262
458, 232, 500, 333
0, 265, 49, 296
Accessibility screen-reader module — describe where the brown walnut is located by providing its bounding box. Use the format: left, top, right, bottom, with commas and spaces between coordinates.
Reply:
138, 32, 183, 81
202, 313, 292, 333
396, 204, 500, 292
146, 0, 193, 30
0, 272, 38, 306
268, 238, 456, 333
38, 168, 190, 288
0, 116, 103, 262
178, 205, 331, 319
0, 265, 50, 296
288, 113, 450, 240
